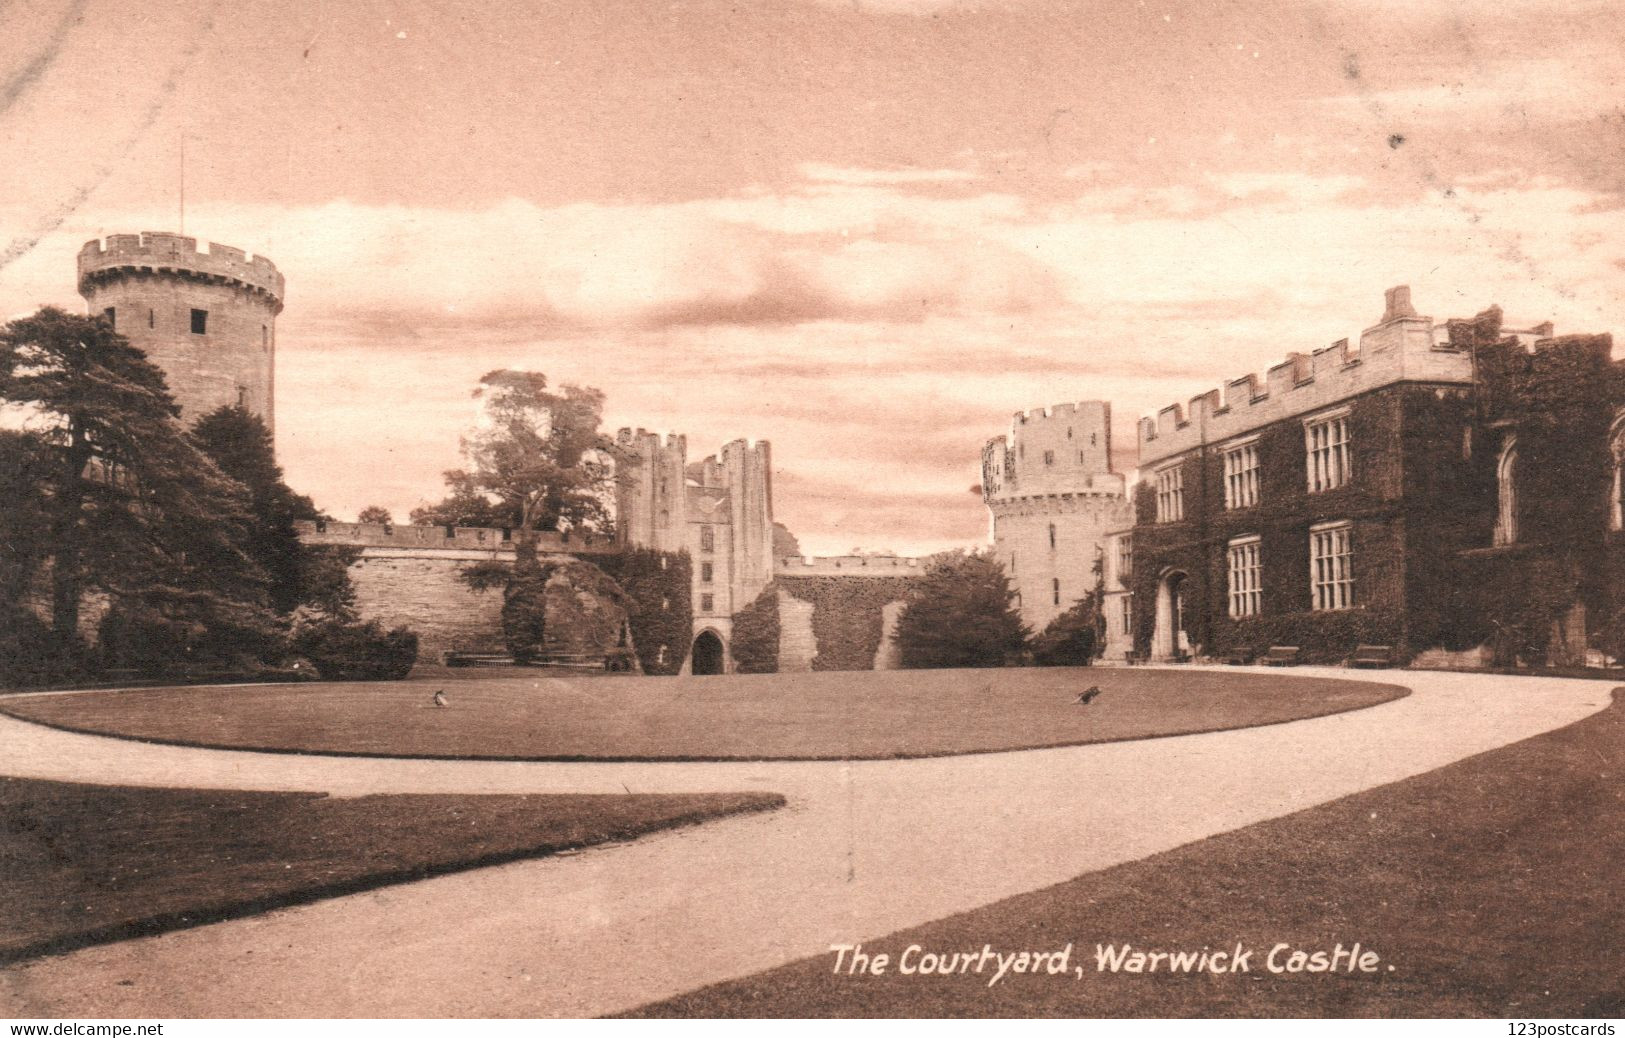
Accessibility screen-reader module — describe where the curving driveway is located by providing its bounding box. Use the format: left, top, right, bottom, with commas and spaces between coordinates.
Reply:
0, 667, 1610, 1018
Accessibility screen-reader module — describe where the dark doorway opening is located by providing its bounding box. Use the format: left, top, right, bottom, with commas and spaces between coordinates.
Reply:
691, 631, 725, 675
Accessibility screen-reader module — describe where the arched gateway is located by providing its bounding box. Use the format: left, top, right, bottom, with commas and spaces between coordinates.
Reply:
691, 630, 726, 675
1153, 569, 1191, 660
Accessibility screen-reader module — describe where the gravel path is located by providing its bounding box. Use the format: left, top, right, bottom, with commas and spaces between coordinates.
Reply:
0, 668, 1608, 1018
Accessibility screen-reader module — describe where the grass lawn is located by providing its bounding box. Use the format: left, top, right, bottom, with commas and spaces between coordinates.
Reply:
627, 689, 1625, 1019
0, 668, 1405, 761
0, 777, 781, 964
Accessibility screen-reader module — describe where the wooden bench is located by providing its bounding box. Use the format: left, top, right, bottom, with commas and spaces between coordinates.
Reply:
1124, 651, 1149, 666
1348, 644, 1395, 669
1261, 645, 1302, 667
1220, 649, 1256, 666
442, 651, 514, 667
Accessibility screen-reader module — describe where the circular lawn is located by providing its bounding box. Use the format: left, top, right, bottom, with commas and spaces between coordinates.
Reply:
0, 667, 1408, 762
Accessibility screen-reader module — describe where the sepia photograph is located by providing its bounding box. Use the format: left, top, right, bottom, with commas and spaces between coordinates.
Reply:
0, 0, 1622, 1025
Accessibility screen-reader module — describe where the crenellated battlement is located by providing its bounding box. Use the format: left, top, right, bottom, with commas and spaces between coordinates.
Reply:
983, 399, 1118, 503
775, 554, 923, 576
1013, 401, 1102, 424
614, 427, 688, 455
295, 520, 616, 555
79, 232, 284, 308
1136, 286, 1557, 467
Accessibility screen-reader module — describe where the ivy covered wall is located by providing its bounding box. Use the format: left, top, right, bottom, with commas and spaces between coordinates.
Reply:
593, 548, 693, 675
1128, 317, 1623, 666
729, 574, 916, 672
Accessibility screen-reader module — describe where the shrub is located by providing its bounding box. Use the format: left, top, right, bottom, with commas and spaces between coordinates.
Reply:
1030, 598, 1101, 666
500, 559, 552, 664
0, 611, 68, 688
896, 551, 1028, 669
292, 617, 418, 681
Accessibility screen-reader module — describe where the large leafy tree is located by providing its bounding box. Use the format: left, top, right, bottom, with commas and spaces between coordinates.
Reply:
191, 405, 337, 615
895, 549, 1030, 669
410, 370, 614, 554
412, 370, 617, 659
0, 308, 272, 666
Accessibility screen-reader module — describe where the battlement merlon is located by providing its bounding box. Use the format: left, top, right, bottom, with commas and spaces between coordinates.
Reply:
78, 233, 284, 309
775, 554, 924, 576
1136, 285, 1549, 468
610, 427, 687, 462
294, 519, 616, 555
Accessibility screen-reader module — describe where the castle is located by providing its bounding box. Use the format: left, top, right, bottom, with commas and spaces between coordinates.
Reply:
76, 231, 917, 674
79, 231, 1614, 674
1002, 286, 1622, 668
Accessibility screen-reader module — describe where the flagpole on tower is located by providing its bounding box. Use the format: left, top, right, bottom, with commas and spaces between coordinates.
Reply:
179, 134, 186, 235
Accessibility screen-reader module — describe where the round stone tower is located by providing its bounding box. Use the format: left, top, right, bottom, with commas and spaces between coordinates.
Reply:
982, 400, 1133, 636
77, 232, 284, 434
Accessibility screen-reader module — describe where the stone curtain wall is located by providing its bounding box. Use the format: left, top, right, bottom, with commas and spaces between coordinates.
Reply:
777, 591, 817, 671
297, 522, 619, 663
345, 552, 508, 660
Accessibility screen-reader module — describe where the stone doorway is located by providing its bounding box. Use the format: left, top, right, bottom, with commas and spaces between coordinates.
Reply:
1153, 569, 1191, 660
691, 630, 726, 675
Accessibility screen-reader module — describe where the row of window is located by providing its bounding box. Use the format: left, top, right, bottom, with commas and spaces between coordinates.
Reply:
1224, 522, 1355, 617
1155, 411, 1352, 523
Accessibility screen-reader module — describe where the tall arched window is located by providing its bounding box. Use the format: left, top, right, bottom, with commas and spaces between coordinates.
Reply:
1494, 435, 1518, 546
1048, 522, 1057, 549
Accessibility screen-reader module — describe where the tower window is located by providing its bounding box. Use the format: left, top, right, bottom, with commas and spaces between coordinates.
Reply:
700, 525, 715, 553
102, 307, 115, 327
148, 309, 155, 328
700, 593, 714, 613
190, 309, 208, 334
1048, 523, 1057, 549
263, 325, 268, 347
1052, 578, 1061, 606
1043, 450, 1055, 466
700, 562, 714, 583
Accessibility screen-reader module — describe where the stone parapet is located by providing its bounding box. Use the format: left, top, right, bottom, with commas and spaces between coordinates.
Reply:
79, 233, 284, 310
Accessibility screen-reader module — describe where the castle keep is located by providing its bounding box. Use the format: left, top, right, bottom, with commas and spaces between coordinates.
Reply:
982, 401, 1133, 652
79, 232, 283, 433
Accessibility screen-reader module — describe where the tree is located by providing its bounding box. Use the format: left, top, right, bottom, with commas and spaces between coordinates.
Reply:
1032, 551, 1108, 666
894, 549, 1030, 669
191, 406, 323, 615
410, 370, 614, 554
0, 308, 275, 668
357, 505, 393, 525
0, 431, 58, 683
412, 370, 620, 661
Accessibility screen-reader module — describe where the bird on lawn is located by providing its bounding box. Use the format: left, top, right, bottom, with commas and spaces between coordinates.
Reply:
1076, 685, 1103, 705
432, 689, 448, 708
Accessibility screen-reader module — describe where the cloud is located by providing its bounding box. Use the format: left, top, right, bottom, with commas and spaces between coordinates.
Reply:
7, 151, 1624, 557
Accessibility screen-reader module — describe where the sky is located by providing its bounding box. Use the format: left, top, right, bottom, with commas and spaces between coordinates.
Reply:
2, 0, 1623, 556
